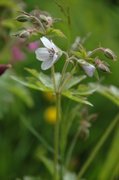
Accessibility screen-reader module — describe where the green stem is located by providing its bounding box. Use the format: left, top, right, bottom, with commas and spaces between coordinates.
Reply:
77, 114, 119, 180
54, 92, 61, 180
51, 65, 57, 92
60, 53, 73, 86
59, 66, 76, 92
87, 47, 104, 57
65, 128, 81, 168
30, 15, 46, 34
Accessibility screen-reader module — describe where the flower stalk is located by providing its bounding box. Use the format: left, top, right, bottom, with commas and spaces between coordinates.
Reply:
54, 92, 61, 180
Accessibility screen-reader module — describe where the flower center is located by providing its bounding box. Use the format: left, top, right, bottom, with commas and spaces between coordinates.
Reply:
48, 48, 55, 58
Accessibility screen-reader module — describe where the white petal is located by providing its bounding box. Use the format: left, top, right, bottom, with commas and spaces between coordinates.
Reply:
53, 53, 59, 63
82, 63, 95, 77
41, 59, 54, 70
40, 36, 53, 49
51, 41, 59, 52
35, 48, 50, 61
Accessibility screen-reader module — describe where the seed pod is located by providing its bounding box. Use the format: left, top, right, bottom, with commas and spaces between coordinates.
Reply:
16, 15, 29, 22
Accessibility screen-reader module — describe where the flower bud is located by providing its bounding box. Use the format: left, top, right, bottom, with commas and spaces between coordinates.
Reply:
16, 15, 29, 22
77, 59, 96, 77
103, 48, 117, 60
81, 63, 95, 77
40, 15, 53, 27
95, 58, 110, 73
0, 64, 12, 76
19, 30, 30, 38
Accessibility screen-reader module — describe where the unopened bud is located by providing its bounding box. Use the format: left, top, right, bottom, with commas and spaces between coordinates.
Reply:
40, 14, 47, 21
19, 30, 30, 38
16, 15, 29, 22
40, 15, 53, 27
81, 61, 95, 77
95, 59, 110, 73
46, 16, 53, 27
103, 48, 117, 60
0, 64, 12, 76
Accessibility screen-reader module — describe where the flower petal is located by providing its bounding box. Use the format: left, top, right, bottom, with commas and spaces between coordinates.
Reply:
41, 59, 54, 70
51, 41, 59, 52
35, 48, 50, 61
53, 53, 59, 63
40, 36, 53, 49
82, 63, 95, 77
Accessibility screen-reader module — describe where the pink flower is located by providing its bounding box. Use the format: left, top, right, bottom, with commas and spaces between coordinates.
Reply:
28, 41, 39, 51
12, 46, 26, 61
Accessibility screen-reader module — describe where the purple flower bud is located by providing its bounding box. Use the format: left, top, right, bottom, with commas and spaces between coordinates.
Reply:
0, 64, 12, 76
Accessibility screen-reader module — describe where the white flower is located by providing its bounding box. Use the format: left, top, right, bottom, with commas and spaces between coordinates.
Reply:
35, 36, 62, 70
78, 59, 95, 77
81, 63, 95, 77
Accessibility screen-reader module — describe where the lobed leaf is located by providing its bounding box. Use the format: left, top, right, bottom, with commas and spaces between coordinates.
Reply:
63, 91, 93, 106
11, 76, 51, 92
47, 28, 66, 38
64, 75, 86, 90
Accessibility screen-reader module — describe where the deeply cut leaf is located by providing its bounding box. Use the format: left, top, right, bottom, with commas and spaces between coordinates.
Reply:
64, 75, 86, 90
11, 76, 51, 92
63, 91, 93, 106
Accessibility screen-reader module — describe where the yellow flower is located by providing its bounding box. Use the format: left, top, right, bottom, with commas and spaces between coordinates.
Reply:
44, 106, 57, 124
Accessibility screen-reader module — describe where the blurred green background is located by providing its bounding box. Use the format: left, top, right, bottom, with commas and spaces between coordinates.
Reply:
0, 0, 119, 179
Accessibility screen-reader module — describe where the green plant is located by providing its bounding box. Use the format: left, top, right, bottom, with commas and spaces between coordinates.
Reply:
10, 4, 119, 180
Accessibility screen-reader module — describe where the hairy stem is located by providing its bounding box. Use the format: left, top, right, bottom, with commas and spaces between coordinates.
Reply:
65, 128, 81, 168
51, 65, 57, 92
54, 92, 61, 180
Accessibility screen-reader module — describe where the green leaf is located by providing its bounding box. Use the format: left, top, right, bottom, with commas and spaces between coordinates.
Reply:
71, 84, 97, 96
11, 76, 50, 92
25, 68, 54, 89
77, 114, 119, 179
89, 83, 119, 106
99, 127, 119, 179
37, 153, 54, 175
64, 75, 86, 90
71, 51, 82, 58
39, 72, 53, 89
10, 85, 34, 107
94, 69, 99, 80
25, 68, 40, 79
63, 91, 93, 106
47, 28, 66, 38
